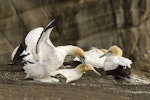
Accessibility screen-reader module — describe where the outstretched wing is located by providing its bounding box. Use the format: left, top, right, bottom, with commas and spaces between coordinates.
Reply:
25, 27, 44, 52
25, 27, 44, 61
12, 27, 44, 64
36, 17, 59, 54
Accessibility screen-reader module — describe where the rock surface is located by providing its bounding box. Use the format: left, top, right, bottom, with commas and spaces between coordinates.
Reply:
0, 61, 150, 100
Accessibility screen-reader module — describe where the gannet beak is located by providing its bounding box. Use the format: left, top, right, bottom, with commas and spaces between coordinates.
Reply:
80, 57, 86, 66
99, 51, 111, 58
99, 53, 108, 58
93, 68, 101, 76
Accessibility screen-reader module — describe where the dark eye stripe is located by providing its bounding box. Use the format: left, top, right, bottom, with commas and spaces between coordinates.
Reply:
108, 50, 112, 53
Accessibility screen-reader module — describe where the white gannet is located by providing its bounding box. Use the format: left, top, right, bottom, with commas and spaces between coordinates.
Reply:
23, 45, 86, 83
53, 64, 100, 83
11, 17, 86, 83
73, 47, 107, 68
100, 45, 132, 79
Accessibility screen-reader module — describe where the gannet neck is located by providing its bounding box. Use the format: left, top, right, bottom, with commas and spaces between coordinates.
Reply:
84, 64, 94, 71
75, 64, 86, 73
72, 46, 85, 57
59, 45, 85, 57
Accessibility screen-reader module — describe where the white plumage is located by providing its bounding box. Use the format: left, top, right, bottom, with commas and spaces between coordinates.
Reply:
12, 17, 86, 83
100, 45, 132, 79
23, 19, 60, 82
24, 27, 44, 61
74, 48, 107, 68
53, 64, 100, 83
103, 56, 132, 71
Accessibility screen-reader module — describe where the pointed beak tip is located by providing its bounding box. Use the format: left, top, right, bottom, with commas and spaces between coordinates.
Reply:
99, 56, 102, 58
80, 57, 86, 66
93, 69, 101, 76
83, 63, 87, 66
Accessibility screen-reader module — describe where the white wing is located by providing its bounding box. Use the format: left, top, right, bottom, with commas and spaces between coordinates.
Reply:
118, 56, 132, 68
103, 56, 132, 71
25, 27, 44, 50
23, 18, 60, 80
37, 19, 58, 64
25, 27, 44, 61
36, 19, 58, 53
31, 18, 59, 76
53, 68, 74, 78
54, 68, 82, 83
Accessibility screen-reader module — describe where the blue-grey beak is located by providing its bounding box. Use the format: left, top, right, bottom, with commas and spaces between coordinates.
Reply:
99, 51, 111, 58
79, 56, 86, 66
93, 68, 101, 76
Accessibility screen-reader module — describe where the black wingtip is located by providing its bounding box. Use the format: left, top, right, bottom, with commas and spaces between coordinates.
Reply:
12, 41, 26, 64
43, 16, 60, 32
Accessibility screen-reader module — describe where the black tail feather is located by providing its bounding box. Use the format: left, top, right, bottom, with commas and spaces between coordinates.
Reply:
106, 65, 131, 79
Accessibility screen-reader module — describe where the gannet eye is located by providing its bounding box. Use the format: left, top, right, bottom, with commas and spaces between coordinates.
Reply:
107, 50, 112, 53
80, 56, 85, 60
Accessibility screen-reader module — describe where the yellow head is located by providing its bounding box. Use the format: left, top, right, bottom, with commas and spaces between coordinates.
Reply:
108, 45, 123, 56
73, 46, 86, 66
99, 45, 123, 58
73, 46, 85, 57
77, 64, 101, 76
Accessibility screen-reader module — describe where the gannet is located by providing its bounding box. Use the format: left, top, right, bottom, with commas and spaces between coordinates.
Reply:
11, 17, 86, 83
100, 45, 132, 79
53, 64, 100, 83
73, 47, 107, 68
